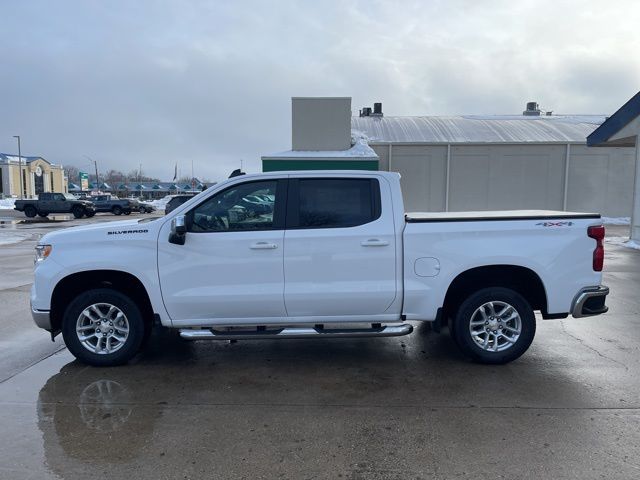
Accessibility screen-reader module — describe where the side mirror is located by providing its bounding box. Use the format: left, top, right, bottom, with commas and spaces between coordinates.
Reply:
169, 215, 187, 245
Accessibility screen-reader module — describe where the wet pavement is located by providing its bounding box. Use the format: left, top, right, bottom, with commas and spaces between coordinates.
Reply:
0, 222, 639, 479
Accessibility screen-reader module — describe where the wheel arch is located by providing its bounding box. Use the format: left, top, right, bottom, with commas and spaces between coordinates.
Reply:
442, 264, 548, 320
50, 270, 154, 333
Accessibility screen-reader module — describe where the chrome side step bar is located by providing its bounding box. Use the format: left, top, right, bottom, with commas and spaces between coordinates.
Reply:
179, 324, 413, 340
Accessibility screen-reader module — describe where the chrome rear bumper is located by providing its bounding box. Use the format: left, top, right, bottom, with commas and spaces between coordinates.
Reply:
572, 286, 609, 318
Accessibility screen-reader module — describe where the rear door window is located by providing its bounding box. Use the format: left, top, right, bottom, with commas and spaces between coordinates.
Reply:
287, 178, 381, 229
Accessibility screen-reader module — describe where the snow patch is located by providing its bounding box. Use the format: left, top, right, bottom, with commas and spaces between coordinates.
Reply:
602, 217, 630, 225
605, 236, 640, 250
0, 198, 16, 210
265, 130, 378, 159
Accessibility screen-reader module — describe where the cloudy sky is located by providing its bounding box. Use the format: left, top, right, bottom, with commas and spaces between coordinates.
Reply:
1, 0, 639, 181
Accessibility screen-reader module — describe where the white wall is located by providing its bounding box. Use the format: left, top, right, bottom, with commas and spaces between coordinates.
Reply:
372, 143, 635, 216
566, 145, 635, 217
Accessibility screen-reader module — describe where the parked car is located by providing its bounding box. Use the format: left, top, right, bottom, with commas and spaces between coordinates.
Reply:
164, 194, 196, 214
137, 203, 156, 214
14, 193, 95, 219
90, 195, 136, 215
30, 171, 608, 366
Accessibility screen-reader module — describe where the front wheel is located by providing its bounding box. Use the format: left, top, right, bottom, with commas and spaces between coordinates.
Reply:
452, 287, 535, 364
72, 206, 84, 219
112, 206, 122, 215
24, 206, 37, 218
62, 289, 146, 366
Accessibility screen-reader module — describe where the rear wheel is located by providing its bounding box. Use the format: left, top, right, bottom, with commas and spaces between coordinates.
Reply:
452, 287, 535, 364
112, 206, 122, 215
24, 206, 36, 218
72, 206, 84, 218
61, 289, 146, 366
139, 206, 146, 213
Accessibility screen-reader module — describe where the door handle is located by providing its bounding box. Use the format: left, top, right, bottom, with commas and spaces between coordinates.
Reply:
360, 239, 389, 247
250, 242, 278, 250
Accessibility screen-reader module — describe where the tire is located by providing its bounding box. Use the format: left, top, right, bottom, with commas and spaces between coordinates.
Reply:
72, 206, 84, 219
38, 212, 49, 218
86, 211, 95, 218
61, 288, 146, 366
24, 206, 37, 218
139, 206, 146, 214
112, 206, 122, 215
452, 287, 536, 364
124, 210, 131, 215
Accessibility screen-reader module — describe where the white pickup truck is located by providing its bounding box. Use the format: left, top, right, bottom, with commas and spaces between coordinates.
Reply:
31, 171, 609, 366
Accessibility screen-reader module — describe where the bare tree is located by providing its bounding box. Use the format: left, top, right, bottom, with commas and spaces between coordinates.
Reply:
63, 165, 80, 182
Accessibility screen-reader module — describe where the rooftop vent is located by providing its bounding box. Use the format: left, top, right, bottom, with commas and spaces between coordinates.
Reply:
360, 102, 383, 117
523, 101, 541, 116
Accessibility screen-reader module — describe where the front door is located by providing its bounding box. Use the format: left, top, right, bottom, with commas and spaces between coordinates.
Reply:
283, 176, 398, 318
158, 178, 287, 325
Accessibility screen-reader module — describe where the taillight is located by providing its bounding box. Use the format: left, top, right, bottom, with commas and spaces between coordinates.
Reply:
588, 225, 605, 272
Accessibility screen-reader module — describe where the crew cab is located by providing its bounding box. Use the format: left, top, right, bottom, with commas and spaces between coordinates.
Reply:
30, 171, 608, 366
15, 193, 96, 219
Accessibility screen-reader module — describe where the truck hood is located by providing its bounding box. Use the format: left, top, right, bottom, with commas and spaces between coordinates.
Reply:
40, 218, 163, 245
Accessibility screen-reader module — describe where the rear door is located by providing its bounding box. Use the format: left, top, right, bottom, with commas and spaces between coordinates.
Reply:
283, 176, 397, 317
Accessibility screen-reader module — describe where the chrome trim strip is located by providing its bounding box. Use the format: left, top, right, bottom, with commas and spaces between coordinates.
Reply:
180, 324, 414, 340
571, 285, 609, 318
31, 306, 52, 330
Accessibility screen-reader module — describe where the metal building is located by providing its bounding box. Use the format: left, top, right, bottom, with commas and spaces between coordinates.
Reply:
263, 97, 636, 217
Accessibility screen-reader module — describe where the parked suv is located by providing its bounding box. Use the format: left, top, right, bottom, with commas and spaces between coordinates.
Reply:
90, 195, 135, 216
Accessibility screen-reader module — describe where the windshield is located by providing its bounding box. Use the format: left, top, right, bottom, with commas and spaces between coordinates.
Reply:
63, 194, 77, 200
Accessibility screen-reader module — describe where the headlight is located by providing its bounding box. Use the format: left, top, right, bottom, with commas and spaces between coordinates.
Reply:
35, 244, 52, 263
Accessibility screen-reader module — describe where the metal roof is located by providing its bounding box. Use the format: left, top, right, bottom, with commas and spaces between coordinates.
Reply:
352, 115, 606, 144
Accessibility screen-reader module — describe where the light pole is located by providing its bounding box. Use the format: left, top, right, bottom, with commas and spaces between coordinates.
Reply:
13, 136, 23, 199
84, 155, 99, 191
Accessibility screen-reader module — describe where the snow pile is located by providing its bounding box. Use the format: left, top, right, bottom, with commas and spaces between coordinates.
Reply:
602, 217, 631, 225
0, 231, 31, 245
265, 130, 378, 159
605, 237, 640, 250
0, 198, 16, 210
349, 130, 378, 157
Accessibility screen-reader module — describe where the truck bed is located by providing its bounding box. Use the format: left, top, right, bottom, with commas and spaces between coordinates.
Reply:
405, 210, 601, 223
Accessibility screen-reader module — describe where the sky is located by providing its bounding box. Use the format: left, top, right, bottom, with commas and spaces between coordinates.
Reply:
1, 0, 639, 182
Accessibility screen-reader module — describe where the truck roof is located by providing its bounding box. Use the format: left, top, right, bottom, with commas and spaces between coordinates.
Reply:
406, 210, 601, 222
233, 170, 400, 180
